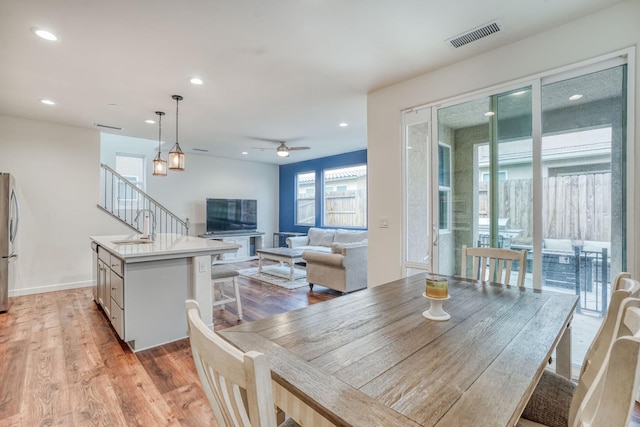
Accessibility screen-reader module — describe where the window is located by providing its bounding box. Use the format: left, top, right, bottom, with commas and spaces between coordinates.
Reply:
296, 172, 315, 225
438, 143, 451, 231
118, 175, 140, 202
481, 171, 507, 182
323, 165, 367, 227
115, 153, 144, 205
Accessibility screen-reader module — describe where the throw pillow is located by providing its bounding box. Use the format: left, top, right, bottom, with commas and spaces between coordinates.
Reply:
308, 228, 335, 247
334, 229, 367, 244
331, 242, 343, 254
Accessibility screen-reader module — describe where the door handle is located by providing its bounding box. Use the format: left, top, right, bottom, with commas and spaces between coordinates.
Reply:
10, 189, 19, 243
432, 225, 438, 246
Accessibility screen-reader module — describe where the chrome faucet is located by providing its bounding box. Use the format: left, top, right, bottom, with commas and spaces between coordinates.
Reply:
135, 209, 156, 240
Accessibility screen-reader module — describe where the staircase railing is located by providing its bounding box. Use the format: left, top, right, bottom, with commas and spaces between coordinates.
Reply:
98, 163, 189, 236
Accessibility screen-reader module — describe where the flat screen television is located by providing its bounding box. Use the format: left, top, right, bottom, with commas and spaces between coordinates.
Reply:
206, 198, 257, 233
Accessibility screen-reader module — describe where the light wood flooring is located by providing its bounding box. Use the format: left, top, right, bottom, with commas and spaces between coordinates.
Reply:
1, 259, 639, 426
0, 259, 339, 426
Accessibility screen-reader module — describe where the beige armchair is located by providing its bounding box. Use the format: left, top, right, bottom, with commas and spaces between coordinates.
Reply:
302, 242, 367, 293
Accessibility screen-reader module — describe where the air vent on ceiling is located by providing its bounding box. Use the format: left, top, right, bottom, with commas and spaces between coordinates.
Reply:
192, 148, 209, 152
447, 20, 502, 48
94, 123, 123, 131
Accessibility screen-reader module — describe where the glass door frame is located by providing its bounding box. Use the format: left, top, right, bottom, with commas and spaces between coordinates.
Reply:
402, 106, 434, 273
402, 47, 635, 286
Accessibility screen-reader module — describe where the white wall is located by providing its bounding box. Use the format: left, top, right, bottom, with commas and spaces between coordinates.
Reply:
100, 133, 279, 237
0, 115, 278, 297
0, 115, 123, 295
367, 0, 640, 286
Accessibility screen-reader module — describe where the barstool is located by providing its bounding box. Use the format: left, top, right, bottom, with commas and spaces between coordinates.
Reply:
211, 266, 243, 320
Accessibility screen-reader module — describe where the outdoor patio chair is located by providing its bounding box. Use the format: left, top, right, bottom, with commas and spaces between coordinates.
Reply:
460, 245, 527, 287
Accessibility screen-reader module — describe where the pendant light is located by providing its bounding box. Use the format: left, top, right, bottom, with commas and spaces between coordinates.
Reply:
152, 111, 167, 176
169, 94, 185, 171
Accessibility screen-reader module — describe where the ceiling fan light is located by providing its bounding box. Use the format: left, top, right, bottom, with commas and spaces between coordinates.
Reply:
276, 145, 289, 157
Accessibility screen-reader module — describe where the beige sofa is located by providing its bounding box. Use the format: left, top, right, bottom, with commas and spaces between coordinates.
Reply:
286, 228, 368, 293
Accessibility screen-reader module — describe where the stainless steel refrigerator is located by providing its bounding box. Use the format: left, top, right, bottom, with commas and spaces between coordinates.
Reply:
0, 173, 19, 312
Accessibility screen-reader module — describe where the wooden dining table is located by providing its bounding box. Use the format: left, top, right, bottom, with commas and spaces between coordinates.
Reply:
219, 273, 578, 426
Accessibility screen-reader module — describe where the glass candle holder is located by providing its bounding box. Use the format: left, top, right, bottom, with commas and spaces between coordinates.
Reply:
426, 278, 448, 299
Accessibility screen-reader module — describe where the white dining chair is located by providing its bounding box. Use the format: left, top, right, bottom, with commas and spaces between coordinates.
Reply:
185, 300, 299, 427
577, 274, 638, 381
519, 293, 640, 427
460, 245, 527, 287
536, 272, 640, 424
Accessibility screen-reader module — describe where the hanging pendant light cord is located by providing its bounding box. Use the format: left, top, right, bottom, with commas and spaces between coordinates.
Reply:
158, 113, 162, 152
175, 97, 179, 145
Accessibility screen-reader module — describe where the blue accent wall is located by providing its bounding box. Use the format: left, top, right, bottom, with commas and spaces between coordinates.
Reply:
279, 150, 367, 233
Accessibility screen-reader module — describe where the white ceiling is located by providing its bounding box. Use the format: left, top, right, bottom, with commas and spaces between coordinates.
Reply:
0, 0, 625, 165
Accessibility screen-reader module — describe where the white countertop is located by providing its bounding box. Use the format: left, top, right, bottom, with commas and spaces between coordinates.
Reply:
90, 233, 240, 262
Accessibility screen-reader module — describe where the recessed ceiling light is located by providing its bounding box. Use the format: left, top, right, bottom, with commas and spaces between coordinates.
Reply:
40, 99, 55, 105
242, 151, 248, 155
145, 119, 155, 124
32, 28, 58, 41
569, 94, 583, 101
339, 122, 348, 127
484, 111, 495, 116
190, 78, 204, 85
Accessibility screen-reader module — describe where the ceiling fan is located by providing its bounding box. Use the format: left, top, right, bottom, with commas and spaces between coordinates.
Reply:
252, 139, 310, 157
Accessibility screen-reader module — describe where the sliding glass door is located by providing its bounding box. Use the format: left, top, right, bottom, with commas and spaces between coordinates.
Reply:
404, 56, 629, 374
540, 65, 627, 315
434, 88, 533, 286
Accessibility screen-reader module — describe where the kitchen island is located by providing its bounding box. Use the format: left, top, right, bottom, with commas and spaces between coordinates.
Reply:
90, 233, 239, 352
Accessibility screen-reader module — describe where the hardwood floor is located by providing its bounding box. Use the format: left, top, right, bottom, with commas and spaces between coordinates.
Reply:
1, 258, 639, 426
0, 259, 339, 426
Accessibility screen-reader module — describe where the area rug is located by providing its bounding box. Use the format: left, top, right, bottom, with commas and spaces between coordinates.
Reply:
237, 266, 309, 290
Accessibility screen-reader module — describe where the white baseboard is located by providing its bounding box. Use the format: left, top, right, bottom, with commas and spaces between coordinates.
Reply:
9, 280, 94, 297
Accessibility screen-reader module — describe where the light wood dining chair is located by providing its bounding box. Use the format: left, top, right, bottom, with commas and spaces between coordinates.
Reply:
460, 245, 527, 287
519, 293, 640, 427
185, 300, 299, 427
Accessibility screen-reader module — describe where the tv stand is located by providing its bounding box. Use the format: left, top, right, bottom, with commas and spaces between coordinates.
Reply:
199, 231, 264, 263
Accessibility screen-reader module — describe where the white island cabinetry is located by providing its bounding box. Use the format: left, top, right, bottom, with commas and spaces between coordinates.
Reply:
96, 246, 124, 338
90, 233, 239, 352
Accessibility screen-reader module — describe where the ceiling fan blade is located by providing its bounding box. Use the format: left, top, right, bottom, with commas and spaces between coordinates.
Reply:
249, 137, 284, 144
288, 146, 311, 151
251, 146, 276, 151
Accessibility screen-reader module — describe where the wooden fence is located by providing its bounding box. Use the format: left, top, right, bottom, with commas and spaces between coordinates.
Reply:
324, 189, 367, 227
296, 189, 367, 227
478, 172, 611, 241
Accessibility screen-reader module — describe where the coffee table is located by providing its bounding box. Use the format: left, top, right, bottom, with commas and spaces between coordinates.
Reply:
255, 247, 305, 281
